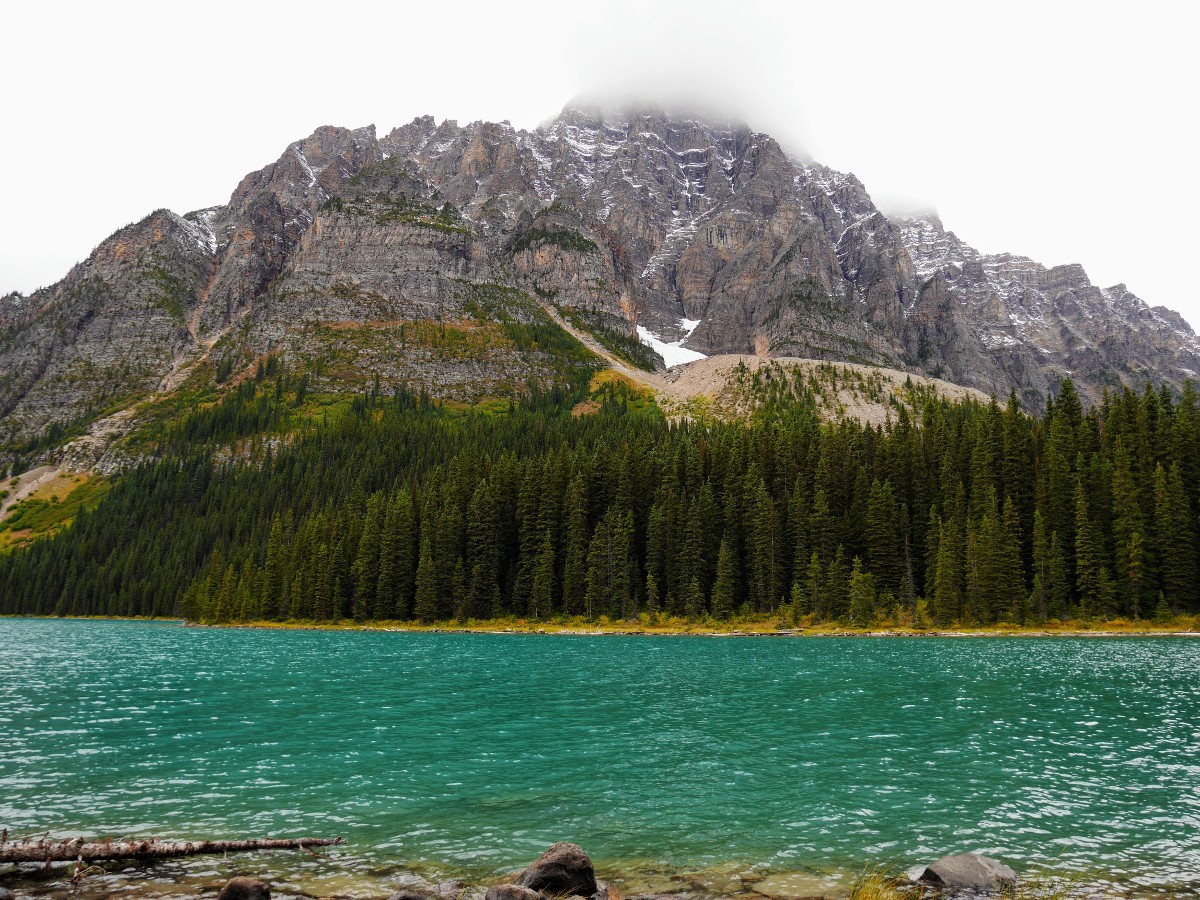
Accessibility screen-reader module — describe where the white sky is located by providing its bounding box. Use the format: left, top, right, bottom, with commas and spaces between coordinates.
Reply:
3, 1, 1196, 327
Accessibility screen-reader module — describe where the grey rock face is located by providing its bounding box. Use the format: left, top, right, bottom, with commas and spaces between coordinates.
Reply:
513, 841, 598, 897
4, 103, 1199, 454
919, 852, 1018, 891
0, 208, 212, 443
894, 213, 1200, 408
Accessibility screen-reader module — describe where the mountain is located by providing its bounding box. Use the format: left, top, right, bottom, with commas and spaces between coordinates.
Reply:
3, 102, 1197, 464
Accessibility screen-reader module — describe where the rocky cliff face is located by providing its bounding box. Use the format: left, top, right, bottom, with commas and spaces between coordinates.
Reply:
3, 103, 1197, 450
894, 213, 1200, 403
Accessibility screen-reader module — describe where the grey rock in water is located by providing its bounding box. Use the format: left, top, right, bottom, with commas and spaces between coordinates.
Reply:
0, 886, 14, 900
919, 852, 1018, 891
485, 885, 544, 900
514, 841, 598, 897
389, 892, 436, 900
217, 876, 272, 900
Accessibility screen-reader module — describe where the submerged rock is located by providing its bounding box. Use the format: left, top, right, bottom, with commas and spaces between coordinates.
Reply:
218, 876, 272, 900
514, 842, 598, 897
390, 892, 437, 900
919, 853, 1017, 891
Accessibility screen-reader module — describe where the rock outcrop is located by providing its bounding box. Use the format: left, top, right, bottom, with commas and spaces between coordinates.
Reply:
513, 841, 599, 897
4, 102, 1198, 454
918, 852, 1018, 891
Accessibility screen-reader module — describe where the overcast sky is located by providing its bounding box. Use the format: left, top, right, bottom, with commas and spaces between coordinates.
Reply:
4, 1, 1196, 326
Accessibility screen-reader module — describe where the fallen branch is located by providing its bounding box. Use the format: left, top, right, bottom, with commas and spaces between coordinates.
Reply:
0, 834, 344, 864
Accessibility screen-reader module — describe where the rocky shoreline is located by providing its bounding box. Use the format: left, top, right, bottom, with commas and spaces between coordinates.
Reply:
0, 840, 1048, 900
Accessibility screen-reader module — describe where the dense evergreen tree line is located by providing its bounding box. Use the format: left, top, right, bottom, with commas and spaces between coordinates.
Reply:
2, 368, 1199, 625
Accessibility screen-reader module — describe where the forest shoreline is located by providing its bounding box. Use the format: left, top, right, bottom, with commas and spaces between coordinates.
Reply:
7, 613, 1198, 638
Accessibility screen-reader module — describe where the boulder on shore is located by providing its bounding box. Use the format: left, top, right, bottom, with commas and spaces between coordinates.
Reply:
514, 842, 598, 897
919, 853, 1018, 891
218, 876, 271, 900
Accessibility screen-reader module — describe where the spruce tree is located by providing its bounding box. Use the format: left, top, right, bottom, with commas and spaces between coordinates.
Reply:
413, 535, 439, 623
848, 558, 876, 626
530, 529, 555, 619
262, 517, 284, 620
351, 493, 383, 621
375, 498, 400, 619
823, 547, 849, 621
1156, 463, 1199, 607
560, 473, 590, 616
865, 479, 902, 599
711, 534, 737, 620
1072, 476, 1100, 618
932, 516, 963, 625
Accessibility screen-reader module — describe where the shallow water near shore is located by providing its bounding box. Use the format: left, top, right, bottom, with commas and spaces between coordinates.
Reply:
2, 619, 1199, 897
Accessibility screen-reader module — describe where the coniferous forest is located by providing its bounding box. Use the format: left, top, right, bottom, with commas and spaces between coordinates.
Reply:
2, 363, 1199, 627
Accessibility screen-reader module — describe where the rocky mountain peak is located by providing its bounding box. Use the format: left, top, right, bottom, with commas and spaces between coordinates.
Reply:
4, 103, 1199, 457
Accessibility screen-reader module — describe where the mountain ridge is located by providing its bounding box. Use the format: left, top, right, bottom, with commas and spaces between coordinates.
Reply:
2, 103, 1197, 461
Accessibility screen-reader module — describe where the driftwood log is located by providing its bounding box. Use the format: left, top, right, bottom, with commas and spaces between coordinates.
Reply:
0, 833, 344, 864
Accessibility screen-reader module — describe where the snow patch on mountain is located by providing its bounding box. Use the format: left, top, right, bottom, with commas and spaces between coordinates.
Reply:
638, 318, 706, 367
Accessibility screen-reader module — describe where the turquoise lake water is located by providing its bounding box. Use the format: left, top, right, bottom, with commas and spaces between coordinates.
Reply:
1, 619, 1199, 897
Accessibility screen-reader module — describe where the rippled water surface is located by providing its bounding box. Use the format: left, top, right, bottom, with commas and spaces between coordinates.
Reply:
2, 620, 1199, 895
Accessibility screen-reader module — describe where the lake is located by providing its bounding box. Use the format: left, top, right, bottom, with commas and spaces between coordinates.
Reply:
1, 619, 1198, 897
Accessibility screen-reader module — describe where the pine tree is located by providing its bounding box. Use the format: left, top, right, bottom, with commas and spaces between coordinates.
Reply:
351, 493, 383, 621
802, 550, 822, 620
865, 479, 902, 599
1156, 463, 1199, 608
1046, 532, 1070, 620
212, 563, 237, 624
561, 473, 590, 616
611, 511, 636, 618
748, 480, 782, 611
262, 517, 284, 620
711, 534, 737, 620
530, 529, 555, 619
848, 558, 876, 626
235, 558, 258, 621
999, 497, 1027, 623
1110, 443, 1147, 617
1125, 531, 1146, 619
375, 498, 400, 619
465, 481, 501, 619
393, 489, 417, 619
413, 535, 439, 623
809, 489, 836, 563
451, 556, 467, 621
1074, 476, 1100, 619
822, 547, 849, 621
932, 516, 963, 625
645, 572, 660, 613
583, 519, 608, 620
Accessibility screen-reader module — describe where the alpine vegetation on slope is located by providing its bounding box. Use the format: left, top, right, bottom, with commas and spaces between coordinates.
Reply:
3, 102, 1198, 470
